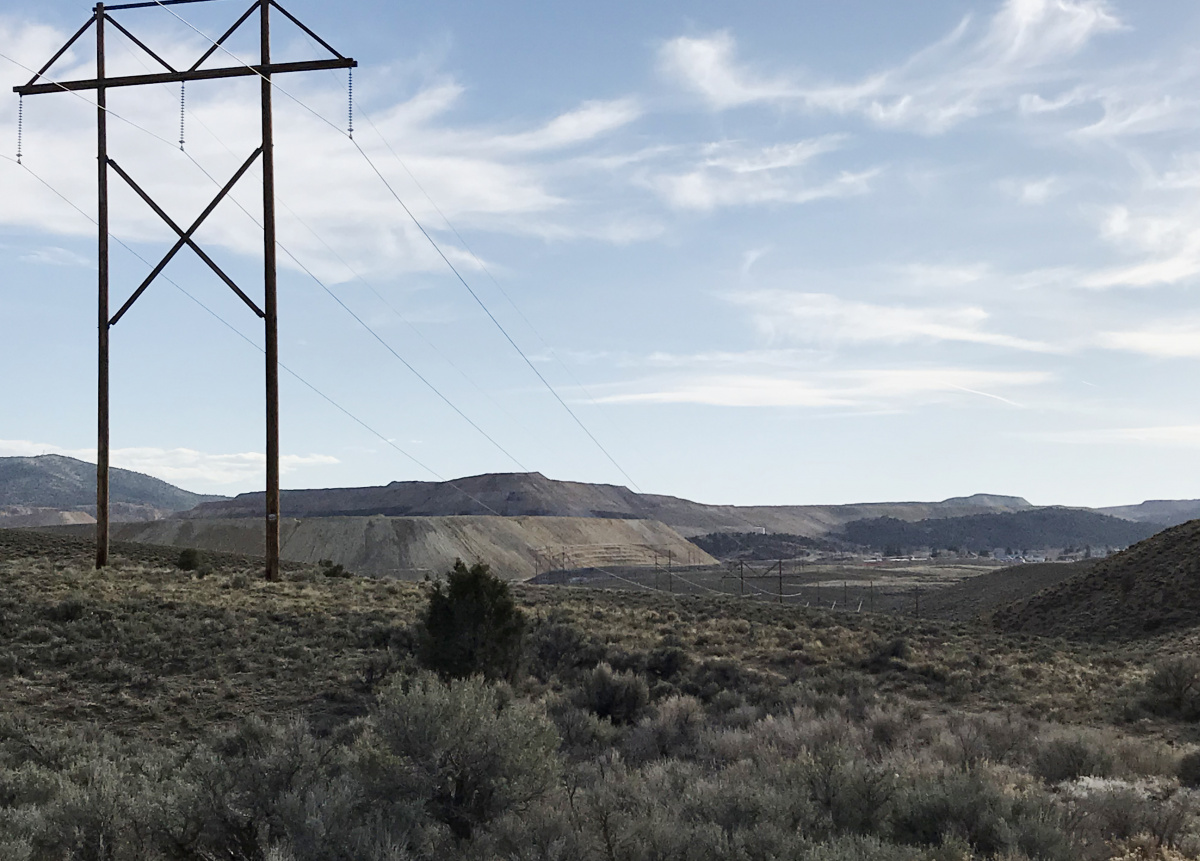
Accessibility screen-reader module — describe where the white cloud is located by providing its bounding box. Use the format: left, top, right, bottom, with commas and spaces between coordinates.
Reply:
1077, 95, 1196, 139
0, 439, 337, 487
17, 245, 93, 267
1096, 322, 1200, 358
657, 31, 801, 110
642, 137, 875, 211
730, 291, 1061, 353
1000, 176, 1063, 204
596, 367, 1050, 408
490, 98, 643, 152
0, 16, 655, 286
897, 263, 991, 289
1083, 203, 1200, 288
659, 0, 1121, 133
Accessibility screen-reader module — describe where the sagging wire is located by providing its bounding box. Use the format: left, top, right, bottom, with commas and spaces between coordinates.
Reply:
146, 0, 646, 494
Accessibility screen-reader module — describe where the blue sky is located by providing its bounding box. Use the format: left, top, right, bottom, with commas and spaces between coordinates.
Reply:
4, 0, 1200, 507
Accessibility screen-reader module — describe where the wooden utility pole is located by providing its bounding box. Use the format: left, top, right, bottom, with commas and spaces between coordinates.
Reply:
96, 5, 110, 569
260, 0, 281, 582
15, 0, 355, 578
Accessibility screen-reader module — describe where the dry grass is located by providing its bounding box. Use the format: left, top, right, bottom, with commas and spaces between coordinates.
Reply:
0, 528, 1190, 743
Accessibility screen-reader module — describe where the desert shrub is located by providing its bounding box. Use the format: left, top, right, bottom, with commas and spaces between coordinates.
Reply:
268, 769, 430, 861
176, 548, 201, 571
683, 658, 780, 711
1179, 750, 1200, 788
941, 712, 1034, 771
808, 747, 897, 837
355, 672, 560, 840
646, 643, 691, 681
1143, 657, 1200, 720
624, 695, 705, 762
802, 836, 927, 861
318, 559, 351, 578
525, 620, 603, 682
1031, 735, 1115, 784
547, 701, 622, 759
0, 836, 31, 861
576, 663, 650, 726
863, 709, 910, 759
891, 771, 1069, 858
173, 717, 344, 859
476, 796, 589, 861
418, 559, 526, 682
866, 637, 912, 671
42, 594, 88, 624
1069, 785, 1194, 850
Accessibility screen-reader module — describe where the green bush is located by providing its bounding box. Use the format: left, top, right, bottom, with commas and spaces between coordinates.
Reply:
577, 662, 650, 725
418, 560, 526, 682
176, 548, 201, 571
355, 672, 560, 840
319, 558, 350, 578
1179, 750, 1200, 788
1143, 657, 1200, 720
890, 771, 1013, 855
1031, 736, 1114, 784
525, 620, 603, 682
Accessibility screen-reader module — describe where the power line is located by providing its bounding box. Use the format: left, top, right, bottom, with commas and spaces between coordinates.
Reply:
5, 153, 821, 599
343, 80, 615, 413
105, 33, 542, 448
1, 152, 513, 518
145, 0, 644, 491
6, 21, 818, 596
0, 47, 530, 474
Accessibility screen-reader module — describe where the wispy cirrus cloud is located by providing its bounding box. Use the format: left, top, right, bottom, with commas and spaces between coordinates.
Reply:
730, 291, 1062, 353
1095, 320, 1200, 357
1082, 202, 1200, 288
0, 439, 337, 487
659, 0, 1121, 132
16, 245, 93, 267
999, 175, 1064, 205
638, 136, 878, 212
0, 15, 654, 283
596, 367, 1050, 409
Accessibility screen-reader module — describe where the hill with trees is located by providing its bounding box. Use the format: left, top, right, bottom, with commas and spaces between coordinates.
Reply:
838, 508, 1162, 556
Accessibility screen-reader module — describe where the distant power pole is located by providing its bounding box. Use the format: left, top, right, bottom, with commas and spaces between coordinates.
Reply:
15, 0, 355, 578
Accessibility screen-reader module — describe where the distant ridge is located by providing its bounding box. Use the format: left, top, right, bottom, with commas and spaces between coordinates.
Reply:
940, 493, 1031, 508
840, 508, 1161, 555
0, 455, 225, 522
1098, 499, 1200, 528
182, 472, 1036, 538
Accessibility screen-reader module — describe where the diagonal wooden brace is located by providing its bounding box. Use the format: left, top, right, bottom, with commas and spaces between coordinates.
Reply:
107, 156, 267, 323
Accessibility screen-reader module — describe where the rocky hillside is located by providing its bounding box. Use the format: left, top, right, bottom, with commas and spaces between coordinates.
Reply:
992, 519, 1200, 639
0, 455, 225, 523
183, 472, 1033, 538
48, 514, 713, 580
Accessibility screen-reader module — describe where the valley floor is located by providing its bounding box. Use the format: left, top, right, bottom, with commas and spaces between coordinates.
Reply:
1, 529, 1198, 860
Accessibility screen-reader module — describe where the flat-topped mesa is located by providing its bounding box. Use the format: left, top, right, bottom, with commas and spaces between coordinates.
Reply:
939, 493, 1032, 509
176, 472, 1046, 539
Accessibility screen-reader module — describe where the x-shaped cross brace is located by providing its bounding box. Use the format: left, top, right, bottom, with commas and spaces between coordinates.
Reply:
107, 148, 266, 326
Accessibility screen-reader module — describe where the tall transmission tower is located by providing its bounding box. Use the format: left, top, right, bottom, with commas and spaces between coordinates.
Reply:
14, 0, 356, 580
